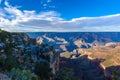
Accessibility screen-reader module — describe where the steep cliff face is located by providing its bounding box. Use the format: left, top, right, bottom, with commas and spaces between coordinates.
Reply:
60, 54, 108, 80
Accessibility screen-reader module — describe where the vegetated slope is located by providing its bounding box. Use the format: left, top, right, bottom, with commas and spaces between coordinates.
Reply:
0, 30, 58, 80
0, 29, 12, 42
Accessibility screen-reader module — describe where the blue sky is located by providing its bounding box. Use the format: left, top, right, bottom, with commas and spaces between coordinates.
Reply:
0, 0, 120, 32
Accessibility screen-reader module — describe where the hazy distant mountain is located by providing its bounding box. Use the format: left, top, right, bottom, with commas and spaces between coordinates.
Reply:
27, 32, 120, 52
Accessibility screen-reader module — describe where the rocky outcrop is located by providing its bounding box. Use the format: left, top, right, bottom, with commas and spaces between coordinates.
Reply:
74, 39, 90, 48
43, 34, 55, 42
105, 42, 120, 48
36, 36, 43, 44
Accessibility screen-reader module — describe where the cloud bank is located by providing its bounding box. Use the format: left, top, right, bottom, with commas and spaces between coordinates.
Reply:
0, 0, 120, 32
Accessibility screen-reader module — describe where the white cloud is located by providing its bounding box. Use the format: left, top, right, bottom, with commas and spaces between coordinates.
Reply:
1, 0, 120, 32
41, 0, 55, 9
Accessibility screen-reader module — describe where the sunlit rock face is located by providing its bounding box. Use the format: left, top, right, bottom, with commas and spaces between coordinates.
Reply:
36, 37, 43, 44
